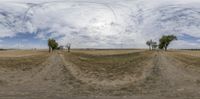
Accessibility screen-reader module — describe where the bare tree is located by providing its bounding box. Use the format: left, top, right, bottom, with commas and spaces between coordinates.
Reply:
152, 42, 158, 50
66, 43, 71, 52
146, 40, 153, 50
146, 40, 158, 50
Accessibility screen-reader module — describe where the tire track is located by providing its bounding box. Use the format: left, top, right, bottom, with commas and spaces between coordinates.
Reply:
59, 52, 154, 87
156, 51, 200, 97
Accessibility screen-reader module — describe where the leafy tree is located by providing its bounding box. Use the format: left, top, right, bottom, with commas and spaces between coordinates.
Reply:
48, 38, 58, 53
159, 35, 177, 51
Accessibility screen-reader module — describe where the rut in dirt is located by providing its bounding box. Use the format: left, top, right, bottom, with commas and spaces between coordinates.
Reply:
26, 51, 200, 96
59, 52, 155, 87
0, 51, 200, 98
146, 51, 200, 96
0, 53, 93, 96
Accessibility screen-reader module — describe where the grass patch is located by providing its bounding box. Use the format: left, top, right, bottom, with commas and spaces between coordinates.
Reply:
169, 52, 200, 67
0, 53, 49, 71
71, 49, 143, 56
64, 51, 153, 80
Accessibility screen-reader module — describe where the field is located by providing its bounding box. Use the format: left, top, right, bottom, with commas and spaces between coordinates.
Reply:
0, 49, 199, 99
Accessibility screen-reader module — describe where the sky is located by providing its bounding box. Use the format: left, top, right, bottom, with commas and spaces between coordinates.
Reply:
0, 0, 200, 49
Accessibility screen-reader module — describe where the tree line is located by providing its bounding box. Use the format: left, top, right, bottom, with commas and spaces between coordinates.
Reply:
48, 38, 71, 53
146, 35, 177, 51
48, 34, 177, 53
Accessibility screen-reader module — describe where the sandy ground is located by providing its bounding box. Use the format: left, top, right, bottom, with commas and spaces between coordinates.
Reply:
0, 50, 199, 99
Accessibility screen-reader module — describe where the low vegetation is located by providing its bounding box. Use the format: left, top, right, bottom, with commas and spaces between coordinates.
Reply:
0, 49, 199, 97
71, 49, 143, 55
169, 52, 200, 67
64, 50, 153, 80
0, 51, 49, 71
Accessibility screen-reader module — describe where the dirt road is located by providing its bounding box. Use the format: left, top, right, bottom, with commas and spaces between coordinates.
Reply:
152, 52, 200, 97
0, 51, 199, 99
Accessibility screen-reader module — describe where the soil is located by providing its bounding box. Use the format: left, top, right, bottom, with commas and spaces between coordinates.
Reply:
0, 50, 199, 99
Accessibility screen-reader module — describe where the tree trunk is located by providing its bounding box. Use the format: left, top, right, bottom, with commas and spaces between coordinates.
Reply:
49, 47, 51, 53
68, 47, 70, 52
49, 47, 52, 53
164, 46, 167, 51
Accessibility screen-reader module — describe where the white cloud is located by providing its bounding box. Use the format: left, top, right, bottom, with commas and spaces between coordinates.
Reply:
0, 0, 200, 48
170, 40, 200, 49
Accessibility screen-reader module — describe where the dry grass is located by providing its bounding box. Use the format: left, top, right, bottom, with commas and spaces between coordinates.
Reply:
0, 50, 49, 71
175, 50, 200, 57
168, 51, 200, 68
0, 50, 48, 57
71, 49, 144, 55
64, 50, 153, 80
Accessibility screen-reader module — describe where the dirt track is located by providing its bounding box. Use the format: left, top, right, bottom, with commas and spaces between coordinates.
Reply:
0, 51, 199, 99
152, 52, 200, 97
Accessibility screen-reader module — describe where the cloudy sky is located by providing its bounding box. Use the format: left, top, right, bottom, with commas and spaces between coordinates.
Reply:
0, 0, 200, 49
